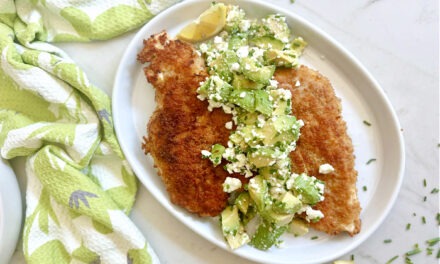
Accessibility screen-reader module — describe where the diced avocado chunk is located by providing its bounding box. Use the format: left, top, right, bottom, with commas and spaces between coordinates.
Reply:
209, 144, 225, 166
241, 57, 275, 84
232, 74, 264, 90
288, 218, 309, 237
248, 147, 276, 168
209, 50, 239, 82
235, 192, 251, 214
250, 36, 284, 50
254, 90, 273, 115
228, 34, 248, 50
221, 205, 240, 236
236, 111, 259, 126
291, 36, 307, 53
273, 99, 291, 115
250, 220, 287, 250
248, 175, 269, 211
272, 191, 302, 214
292, 174, 323, 205
264, 49, 297, 67
225, 226, 250, 249
272, 115, 297, 132
263, 14, 290, 42
263, 209, 294, 226
230, 89, 256, 112
197, 76, 233, 103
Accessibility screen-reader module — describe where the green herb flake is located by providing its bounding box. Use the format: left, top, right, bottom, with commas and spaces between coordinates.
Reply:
426, 237, 440, 246
363, 186, 367, 191
427, 247, 433, 256
311, 236, 318, 240
363, 120, 372, 126
350, 254, 354, 261
366, 158, 376, 165
383, 239, 392, 243
406, 244, 422, 256
423, 178, 427, 187
406, 223, 411, 230
385, 255, 398, 264
437, 248, 440, 258
405, 257, 413, 264
422, 216, 426, 224
431, 188, 439, 194
437, 213, 440, 225
423, 196, 427, 202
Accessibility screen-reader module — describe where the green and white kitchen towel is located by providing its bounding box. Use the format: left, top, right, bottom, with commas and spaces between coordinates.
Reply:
0, 0, 179, 263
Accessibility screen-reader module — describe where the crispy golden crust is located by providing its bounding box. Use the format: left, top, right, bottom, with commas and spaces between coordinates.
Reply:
274, 66, 361, 235
138, 32, 361, 233
138, 32, 239, 216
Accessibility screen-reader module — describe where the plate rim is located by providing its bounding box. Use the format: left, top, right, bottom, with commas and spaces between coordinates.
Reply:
0, 158, 22, 264
112, 0, 405, 263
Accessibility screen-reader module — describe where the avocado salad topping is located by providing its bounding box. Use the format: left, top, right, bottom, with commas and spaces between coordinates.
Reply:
183, 3, 326, 250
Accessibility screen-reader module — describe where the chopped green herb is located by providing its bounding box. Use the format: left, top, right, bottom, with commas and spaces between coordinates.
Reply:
405, 257, 413, 264
363, 120, 372, 126
366, 158, 376, 165
423, 196, 427, 202
406, 223, 411, 230
385, 255, 398, 264
423, 178, 427, 187
412, 212, 417, 216
431, 188, 439, 194
426, 237, 440, 246
406, 244, 421, 256
363, 186, 367, 191
427, 247, 433, 255
311, 236, 318, 240
422, 216, 426, 224
437, 248, 440, 258
437, 213, 440, 225
383, 239, 392, 243
350, 254, 354, 260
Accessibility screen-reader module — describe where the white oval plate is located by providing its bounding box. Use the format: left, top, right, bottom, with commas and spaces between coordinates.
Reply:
0, 158, 22, 264
112, 0, 405, 263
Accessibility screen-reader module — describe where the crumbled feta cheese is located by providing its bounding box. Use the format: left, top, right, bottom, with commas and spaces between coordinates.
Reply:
223, 177, 242, 193
239, 91, 247, 98
239, 20, 251, 31
319, 163, 335, 174
201, 150, 211, 158
269, 79, 279, 88
199, 43, 208, 53
230, 62, 240, 71
214, 36, 223, 43
305, 206, 324, 222
295, 80, 301, 87
237, 46, 249, 58
225, 121, 233, 130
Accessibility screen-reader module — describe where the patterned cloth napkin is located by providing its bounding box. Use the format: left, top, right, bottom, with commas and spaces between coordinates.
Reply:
0, 0, 179, 263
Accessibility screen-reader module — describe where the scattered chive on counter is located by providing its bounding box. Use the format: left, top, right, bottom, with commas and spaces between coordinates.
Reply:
363, 120, 371, 126
366, 158, 376, 165
385, 255, 399, 264
384, 239, 392, 243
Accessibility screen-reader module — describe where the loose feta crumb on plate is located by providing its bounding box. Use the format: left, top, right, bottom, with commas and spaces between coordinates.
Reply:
223, 177, 242, 193
319, 163, 335, 174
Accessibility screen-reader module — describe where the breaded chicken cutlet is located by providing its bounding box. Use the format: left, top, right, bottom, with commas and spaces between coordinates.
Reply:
275, 67, 361, 235
138, 32, 361, 235
137, 32, 242, 216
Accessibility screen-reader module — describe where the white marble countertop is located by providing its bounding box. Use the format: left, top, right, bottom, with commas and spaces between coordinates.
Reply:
7, 0, 439, 263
